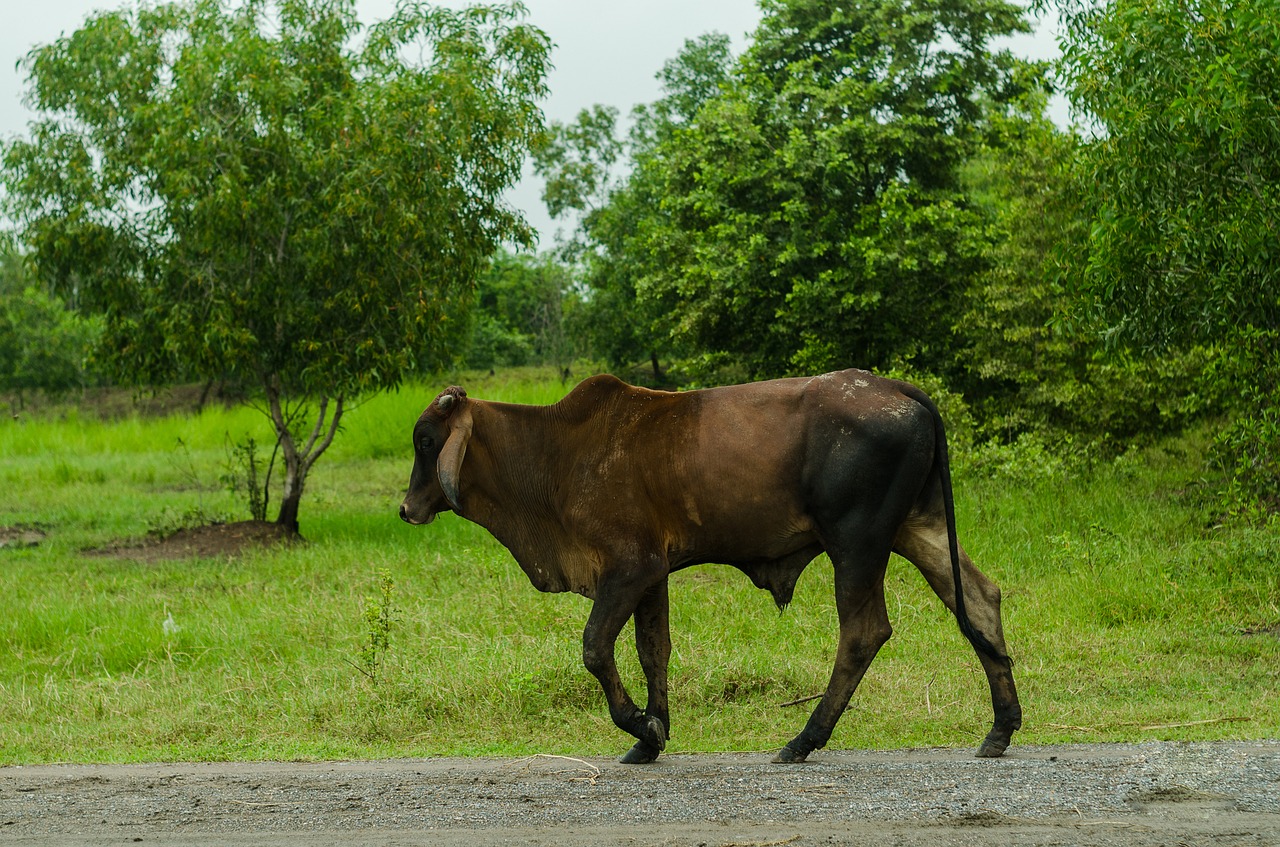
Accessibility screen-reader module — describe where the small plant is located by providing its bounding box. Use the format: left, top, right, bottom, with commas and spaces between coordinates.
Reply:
220, 433, 277, 522
352, 569, 399, 684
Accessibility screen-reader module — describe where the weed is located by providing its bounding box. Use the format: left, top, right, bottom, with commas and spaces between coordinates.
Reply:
220, 433, 277, 522
353, 568, 399, 684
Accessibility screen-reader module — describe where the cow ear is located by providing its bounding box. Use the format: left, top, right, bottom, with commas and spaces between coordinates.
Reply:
437, 404, 473, 513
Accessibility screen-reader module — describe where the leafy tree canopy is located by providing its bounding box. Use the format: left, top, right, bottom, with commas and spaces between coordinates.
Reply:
1056, 0, 1280, 352
540, 0, 1035, 381
1054, 0, 1280, 512
0, 237, 101, 403
463, 250, 575, 371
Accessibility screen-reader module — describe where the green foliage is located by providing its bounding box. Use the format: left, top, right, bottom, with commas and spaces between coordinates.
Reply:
221, 433, 273, 522
1054, 0, 1280, 509
354, 569, 399, 685
463, 251, 576, 371
957, 91, 1091, 439
0, 246, 101, 403
2, 0, 550, 529
533, 36, 736, 378
1057, 0, 1280, 352
536, 104, 626, 221
1208, 330, 1280, 520
542, 0, 1033, 381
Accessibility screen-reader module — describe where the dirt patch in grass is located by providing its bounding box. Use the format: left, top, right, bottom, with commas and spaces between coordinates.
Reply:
0, 524, 47, 549
87, 520, 297, 562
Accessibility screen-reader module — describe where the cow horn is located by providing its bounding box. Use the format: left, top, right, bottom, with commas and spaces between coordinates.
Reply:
437, 405, 473, 513
433, 386, 466, 416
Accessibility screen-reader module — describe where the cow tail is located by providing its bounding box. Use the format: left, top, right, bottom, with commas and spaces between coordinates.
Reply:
901, 385, 1011, 668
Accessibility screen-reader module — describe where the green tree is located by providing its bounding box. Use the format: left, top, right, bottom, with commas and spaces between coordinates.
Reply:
544, 0, 1033, 382
1057, 0, 1279, 350
534, 35, 735, 382
958, 87, 1088, 438
465, 250, 575, 371
2, 0, 550, 532
959, 101, 1217, 450
1055, 0, 1280, 508
0, 238, 101, 405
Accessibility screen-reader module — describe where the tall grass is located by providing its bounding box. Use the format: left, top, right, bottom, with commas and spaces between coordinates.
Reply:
0, 367, 1276, 764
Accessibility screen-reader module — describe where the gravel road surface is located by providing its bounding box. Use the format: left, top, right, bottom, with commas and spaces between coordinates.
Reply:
2, 740, 1278, 846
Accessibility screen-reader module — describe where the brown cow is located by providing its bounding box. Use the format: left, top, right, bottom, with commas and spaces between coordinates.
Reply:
399, 370, 1021, 764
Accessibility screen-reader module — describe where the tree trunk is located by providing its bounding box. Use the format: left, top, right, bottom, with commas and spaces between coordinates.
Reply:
276, 478, 302, 535
264, 379, 344, 538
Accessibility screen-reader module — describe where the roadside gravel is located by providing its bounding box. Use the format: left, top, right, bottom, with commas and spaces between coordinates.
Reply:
2, 740, 1277, 846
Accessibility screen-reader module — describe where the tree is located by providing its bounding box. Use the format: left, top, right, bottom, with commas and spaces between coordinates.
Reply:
957, 85, 1090, 438
534, 35, 735, 381
3, 0, 550, 532
958, 95, 1215, 449
0, 241, 101, 405
1055, 0, 1280, 508
464, 250, 575, 371
1056, 0, 1280, 351
542, 0, 1033, 382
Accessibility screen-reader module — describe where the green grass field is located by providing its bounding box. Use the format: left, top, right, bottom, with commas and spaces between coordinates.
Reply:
1, 367, 1277, 764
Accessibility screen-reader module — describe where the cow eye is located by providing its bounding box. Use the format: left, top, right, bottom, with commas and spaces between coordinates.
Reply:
419, 436, 435, 452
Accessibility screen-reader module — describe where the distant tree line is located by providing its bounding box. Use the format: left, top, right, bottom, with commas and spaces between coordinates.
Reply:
2, 0, 1277, 519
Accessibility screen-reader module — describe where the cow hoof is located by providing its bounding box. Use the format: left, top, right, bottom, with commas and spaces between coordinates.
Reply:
771, 745, 809, 764
620, 715, 667, 764
620, 741, 661, 764
976, 734, 1010, 758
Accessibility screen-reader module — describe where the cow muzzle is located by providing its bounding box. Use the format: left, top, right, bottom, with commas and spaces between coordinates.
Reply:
398, 501, 434, 526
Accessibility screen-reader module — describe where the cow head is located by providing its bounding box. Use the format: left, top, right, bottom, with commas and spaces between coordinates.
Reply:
399, 386, 473, 525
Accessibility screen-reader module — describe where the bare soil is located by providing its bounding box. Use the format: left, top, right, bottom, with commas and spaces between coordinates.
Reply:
0, 526, 46, 550
2, 741, 1277, 846
85, 520, 297, 563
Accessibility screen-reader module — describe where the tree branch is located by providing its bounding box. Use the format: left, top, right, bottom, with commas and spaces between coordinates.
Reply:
302, 396, 345, 476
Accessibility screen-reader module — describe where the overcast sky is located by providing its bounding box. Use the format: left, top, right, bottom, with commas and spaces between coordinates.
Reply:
2, 0, 1061, 246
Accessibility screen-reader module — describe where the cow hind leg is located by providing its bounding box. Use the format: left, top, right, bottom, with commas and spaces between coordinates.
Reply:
894, 518, 1022, 758
774, 547, 893, 764
582, 570, 668, 764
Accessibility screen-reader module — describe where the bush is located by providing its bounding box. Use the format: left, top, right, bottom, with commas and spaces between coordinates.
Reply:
1208, 329, 1280, 520
466, 313, 535, 370
0, 285, 101, 405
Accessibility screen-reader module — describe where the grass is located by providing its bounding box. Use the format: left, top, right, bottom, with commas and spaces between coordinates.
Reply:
1, 366, 1277, 764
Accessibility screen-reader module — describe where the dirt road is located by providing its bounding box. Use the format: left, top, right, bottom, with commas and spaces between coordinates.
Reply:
2, 740, 1278, 846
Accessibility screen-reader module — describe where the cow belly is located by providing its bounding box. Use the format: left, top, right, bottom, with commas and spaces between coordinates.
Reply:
675, 510, 819, 568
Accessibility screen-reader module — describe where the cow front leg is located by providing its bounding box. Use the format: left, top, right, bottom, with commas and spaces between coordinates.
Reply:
582, 579, 668, 763
775, 557, 891, 764
621, 578, 671, 764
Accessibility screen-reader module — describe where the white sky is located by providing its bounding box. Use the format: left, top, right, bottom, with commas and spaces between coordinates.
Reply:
1, 0, 1062, 246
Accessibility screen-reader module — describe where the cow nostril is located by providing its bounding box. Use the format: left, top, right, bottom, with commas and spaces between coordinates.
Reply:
398, 504, 407, 521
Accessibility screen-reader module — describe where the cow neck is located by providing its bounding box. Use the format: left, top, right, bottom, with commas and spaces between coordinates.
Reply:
455, 394, 613, 597
461, 399, 563, 543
